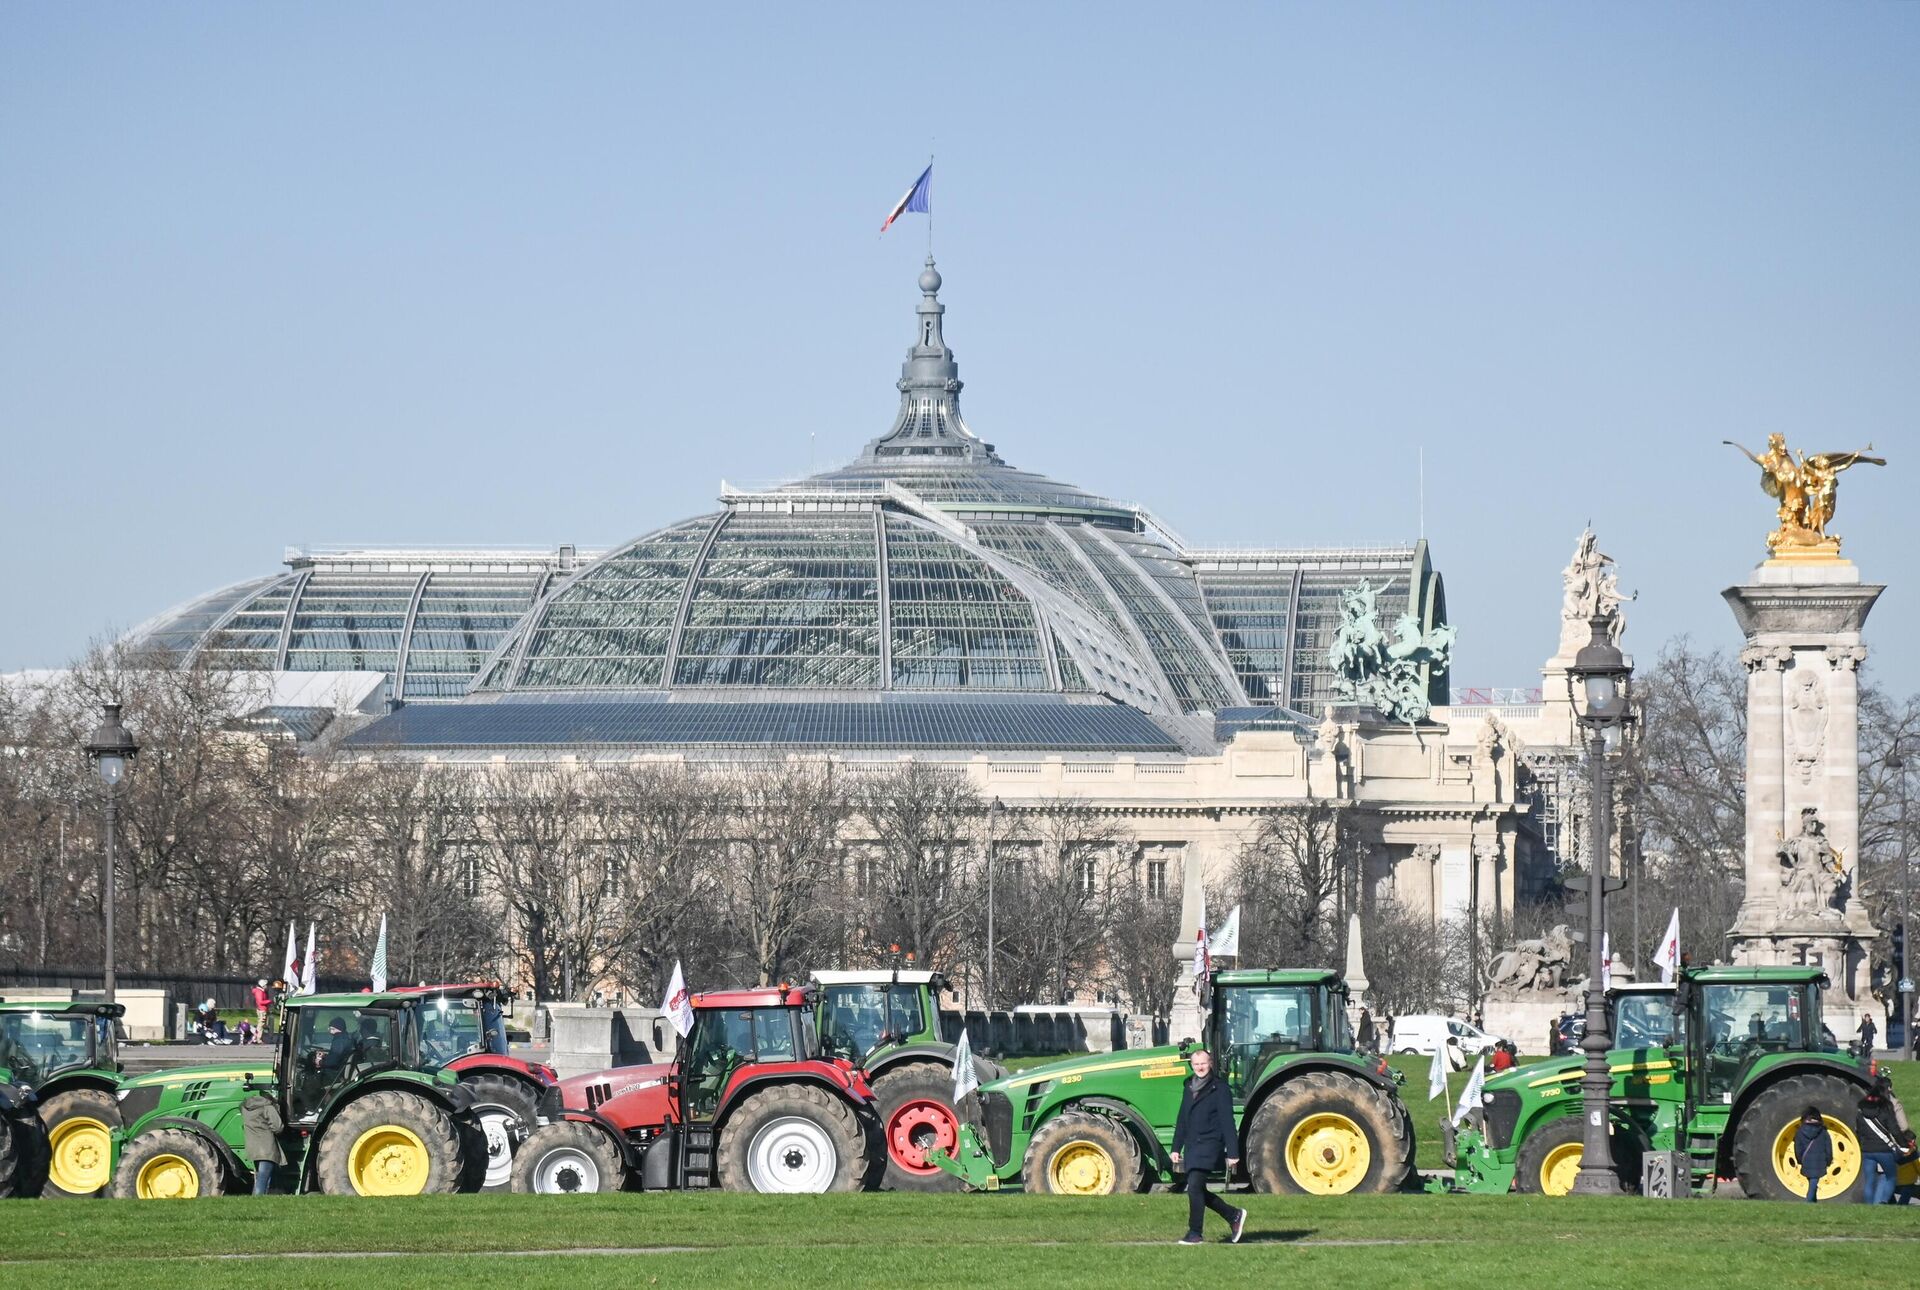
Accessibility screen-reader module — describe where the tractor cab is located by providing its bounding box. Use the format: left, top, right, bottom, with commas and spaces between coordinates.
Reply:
396, 983, 512, 1068
677, 985, 820, 1122
281, 996, 427, 1123
811, 970, 943, 1065
1612, 983, 1679, 1051
0, 1001, 122, 1088
1681, 967, 1831, 1105
1207, 969, 1355, 1099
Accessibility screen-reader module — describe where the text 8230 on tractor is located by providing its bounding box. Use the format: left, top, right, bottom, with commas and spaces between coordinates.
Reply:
1448, 966, 1873, 1200
108, 992, 486, 1199
512, 983, 879, 1195
933, 968, 1414, 1196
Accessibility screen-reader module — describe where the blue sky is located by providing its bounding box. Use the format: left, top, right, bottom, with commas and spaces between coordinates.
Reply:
3, 4, 1915, 689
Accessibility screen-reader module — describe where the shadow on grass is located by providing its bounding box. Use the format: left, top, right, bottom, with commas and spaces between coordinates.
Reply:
1238, 1229, 1314, 1244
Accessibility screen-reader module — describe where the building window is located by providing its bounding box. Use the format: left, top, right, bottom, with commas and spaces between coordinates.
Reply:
1146, 859, 1168, 898
460, 854, 482, 899
1077, 858, 1098, 897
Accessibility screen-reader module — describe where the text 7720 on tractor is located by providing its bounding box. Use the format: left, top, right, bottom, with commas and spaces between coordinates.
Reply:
933, 968, 1414, 1196
511, 983, 879, 1195
0, 1000, 125, 1198
108, 991, 486, 1198
1447, 965, 1875, 1200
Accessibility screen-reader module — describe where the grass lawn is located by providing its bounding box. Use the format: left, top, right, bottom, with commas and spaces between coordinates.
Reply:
1, 1190, 1914, 1290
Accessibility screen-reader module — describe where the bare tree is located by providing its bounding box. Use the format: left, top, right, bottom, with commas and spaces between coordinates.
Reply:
987, 797, 1131, 1006
718, 760, 848, 986
598, 760, 732, 1000
1359, 898, 1455, 1019
1228, 802, 1362, 967
1103, 860, 1181, 1019
851, 762, 981, 967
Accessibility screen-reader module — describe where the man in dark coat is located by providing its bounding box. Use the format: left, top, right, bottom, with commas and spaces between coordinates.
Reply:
1859, 1013, 1878, 1056
1171, 1049, 1247, 1244
1794, 1106, 1834, 1202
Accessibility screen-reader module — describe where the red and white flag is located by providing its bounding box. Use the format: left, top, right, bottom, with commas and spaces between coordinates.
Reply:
663, 961, 695, 1038
1655, 908, 1682, 983
282, 920, 298, 988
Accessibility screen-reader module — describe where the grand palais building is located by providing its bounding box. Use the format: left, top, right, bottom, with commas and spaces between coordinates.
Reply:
127, 260, 1550, 928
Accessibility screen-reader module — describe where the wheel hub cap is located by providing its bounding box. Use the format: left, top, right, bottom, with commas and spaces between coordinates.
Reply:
888, 1098, 958, 1172
746, 1116, 838, 1193
348, 1124, 431, 1196
1286, 1112, 1371, 1194
136, 1154, 199, 1200
49, 1117, 111, 1193
1048, 1141, 1115, 1195
1773, 1114, 1860, 1200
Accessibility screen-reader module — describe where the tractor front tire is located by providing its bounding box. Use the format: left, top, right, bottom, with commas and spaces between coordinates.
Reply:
109, 1129, 227, 1200
1245, 1070, 1413, 1195
717, 1084, 871, 1194
459, 1073, 536, 1192
1732, 1072, 1865, 1203
315, 1090, 465, 1197
872, 1063, 965, 1192
39, 1088, 121, 1198
0, 1113, 50, 1198
1021, 1110, 1143, 1196
1514, 1116, 1586, 1196
511, 1121, 626, 1194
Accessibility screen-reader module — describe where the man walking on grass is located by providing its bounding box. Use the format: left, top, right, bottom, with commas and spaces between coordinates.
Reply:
1171, 1048, 1247, 1245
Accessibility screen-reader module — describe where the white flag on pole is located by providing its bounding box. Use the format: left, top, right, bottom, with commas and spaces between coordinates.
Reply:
662, 960, 695, 1038
1655, 908, 1681, 983
370, 913, 389, 993
952, 1024, 979, 1104
1192, 926, 1211, 984
1452, 1056, 1486, 1127
1600, 933, 1612, 993
283, 920, 299, 988
1428, 1042, 1448, 1101
1210, 906, 1241, 959
301, 922, 317, 996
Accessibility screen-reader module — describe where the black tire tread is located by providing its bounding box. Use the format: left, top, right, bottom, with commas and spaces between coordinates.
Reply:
458, 1071, 537, 1193
1731, 1071, 1866, 1203
870, 1062, 965, 1193
509, 1120, 626, 1194
108, 1128, 225, 1200
38, 1087, 122, 1199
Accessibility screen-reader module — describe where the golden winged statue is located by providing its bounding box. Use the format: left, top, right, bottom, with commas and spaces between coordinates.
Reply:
1724, 433, 1885, 558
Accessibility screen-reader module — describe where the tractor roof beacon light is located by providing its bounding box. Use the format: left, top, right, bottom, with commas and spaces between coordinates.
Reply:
84, 703, 139, 1007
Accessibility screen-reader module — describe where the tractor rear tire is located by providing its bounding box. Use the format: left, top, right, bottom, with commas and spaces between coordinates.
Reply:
109, 1129, 227, 1200
459, 1072, 536, 1192
717, 1084, 871, 1194
1731, 1072, 1865, 1203
1021, 1110, 1143, 1196
0, 1113, 50, 1198
1513, 1113, 1647, 1196
39, 1087, 121, 1198
872, 1063, 965, 1192
1245, 1070, 1413, 1195
315, 1090, 465, 1197
511, 1121, 626, 1194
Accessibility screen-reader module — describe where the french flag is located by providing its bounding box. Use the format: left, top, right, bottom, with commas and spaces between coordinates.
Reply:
881, 164, 932, 234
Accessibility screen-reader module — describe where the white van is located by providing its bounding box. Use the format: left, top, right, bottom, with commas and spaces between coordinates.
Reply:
1390, 1014, 1502, 1058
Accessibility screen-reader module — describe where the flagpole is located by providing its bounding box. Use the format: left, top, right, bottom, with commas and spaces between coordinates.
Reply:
926, 152, 934, 257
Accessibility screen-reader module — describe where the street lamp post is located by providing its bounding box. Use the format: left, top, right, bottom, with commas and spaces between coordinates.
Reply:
84, 703, 139, 1006
1890, 741, 1911, 1045
1566, 614, 1632, 1197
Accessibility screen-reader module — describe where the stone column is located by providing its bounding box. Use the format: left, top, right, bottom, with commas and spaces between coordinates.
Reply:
1736, 644, 1792, 933
1823, 644, 1869, 920
1167, 845, 1207, 1043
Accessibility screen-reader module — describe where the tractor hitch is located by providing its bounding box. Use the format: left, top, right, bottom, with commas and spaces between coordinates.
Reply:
927, 1124, 1001, 1191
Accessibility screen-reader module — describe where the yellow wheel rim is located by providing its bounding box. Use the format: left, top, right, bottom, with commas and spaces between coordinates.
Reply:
1285, 1112, 1372, 1194
1046, 1140, 1116, 1195
134, 1153, 201, 1200
1540, 1141, 1583, 1196
347, 1123, 431, 1196
1772, 1115, 1860, 1200
48, 1116, 112, 1194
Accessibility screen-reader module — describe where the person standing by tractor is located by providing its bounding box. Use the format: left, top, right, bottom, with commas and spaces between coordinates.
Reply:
241, 1089, 286, 1195
1794, 1107, 1834, 1202
251, 980, 272, 1037
1170, 1049, 1247, 1246
1858, 1012, 1878, 1058
1856, 1076, 1908, 1204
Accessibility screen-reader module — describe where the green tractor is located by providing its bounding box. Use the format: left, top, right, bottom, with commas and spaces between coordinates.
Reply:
109, 991, 486, 1199
932, 968, 1414, 1196
0, 1000, 125, 1198
812, 968, 1004, 1192
1449, 965, 1873, 1200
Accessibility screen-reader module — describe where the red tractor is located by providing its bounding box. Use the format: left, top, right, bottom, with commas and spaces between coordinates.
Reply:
393, 982, 555, 1190
510, 983, 878, 1194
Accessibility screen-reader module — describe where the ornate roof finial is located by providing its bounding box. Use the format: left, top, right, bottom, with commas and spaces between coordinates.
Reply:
858, 258, 1001, 464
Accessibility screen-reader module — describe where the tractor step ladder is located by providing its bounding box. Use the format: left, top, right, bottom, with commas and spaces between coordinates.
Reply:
681, 1124, 716, 1189
1684, 1131, 1721, 1195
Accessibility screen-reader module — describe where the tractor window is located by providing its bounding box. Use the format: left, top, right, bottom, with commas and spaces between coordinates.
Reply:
1614, 994, 1678, 1050
682, 1009, 756, 1121
1323, 989, 1354, 1051
287, 1007, 401, 1121
0, 1012, 94, 1084
1216, 986, 1315, 1096
1697, 983, 1814, 1103
819, 984, 923, 1061
419, 999, 484, 1069
750, 1008, 797, 1061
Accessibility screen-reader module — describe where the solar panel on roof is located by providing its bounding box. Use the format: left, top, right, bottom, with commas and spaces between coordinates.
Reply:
342, 700, 1180, 752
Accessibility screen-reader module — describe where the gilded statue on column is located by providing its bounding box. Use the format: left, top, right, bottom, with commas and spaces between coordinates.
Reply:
1724, 434, 1884, 560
